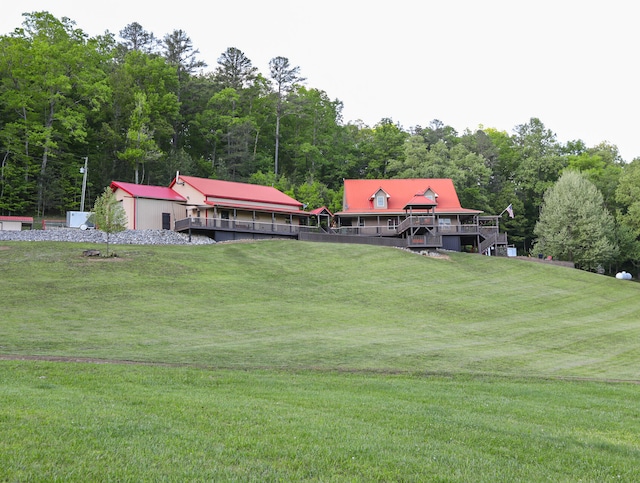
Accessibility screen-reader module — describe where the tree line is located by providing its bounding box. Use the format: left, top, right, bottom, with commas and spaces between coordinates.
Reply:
1, 12, 639, 272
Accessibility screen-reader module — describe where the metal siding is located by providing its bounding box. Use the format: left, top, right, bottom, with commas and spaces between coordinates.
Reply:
114, 190, 136, 230
2, 221, 21, 231
136, 199, 182, 230
171, 183, 204, 206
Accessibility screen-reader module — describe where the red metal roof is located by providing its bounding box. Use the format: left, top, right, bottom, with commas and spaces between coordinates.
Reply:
338, 179, 482, 215
403, 194, 437, 208
0, 216, 34, 223
172, 176, 303, 208
110, 181, 186, 201
309, 206, 333, 216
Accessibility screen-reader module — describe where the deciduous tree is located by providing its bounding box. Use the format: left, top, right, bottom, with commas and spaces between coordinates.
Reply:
0, 12, 111, 215
90, 186, 127, 256
117, 91, 161, 184
566, 141, 623, 211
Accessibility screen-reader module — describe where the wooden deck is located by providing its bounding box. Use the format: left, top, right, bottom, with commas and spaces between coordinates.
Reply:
175, 217, 508, 252
175, 217, 316, 238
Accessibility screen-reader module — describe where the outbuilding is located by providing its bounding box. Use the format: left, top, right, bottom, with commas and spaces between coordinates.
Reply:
0, 216, 34, 231
110, 181, 186, 230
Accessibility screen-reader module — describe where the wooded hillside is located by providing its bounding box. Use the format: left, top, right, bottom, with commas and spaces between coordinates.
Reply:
2, 12, 640, 270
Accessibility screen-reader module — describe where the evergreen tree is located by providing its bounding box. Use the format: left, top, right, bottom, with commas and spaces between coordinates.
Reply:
533, 171, 618, 271
269, 56, 304, 176
162, 29, 206, 152
214, 47, 257, 90
117, 22, 160, 55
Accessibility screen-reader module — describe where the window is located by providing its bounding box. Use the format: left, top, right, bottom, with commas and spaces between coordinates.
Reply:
388, 218, 398, 229
424, 189, 436, 201
376, 195, 385, 208
439, 218, 451, 226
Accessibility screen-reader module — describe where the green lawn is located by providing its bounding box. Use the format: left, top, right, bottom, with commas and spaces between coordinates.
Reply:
1, 240, 639, 480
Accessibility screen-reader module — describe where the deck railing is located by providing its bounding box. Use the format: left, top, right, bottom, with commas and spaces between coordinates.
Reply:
406, 234, 443, 247
328, 225, 398, 237
397, 216, 435, 233
175, 217, 321, 235
175, 217, 505, 250
434, 224, 483, 234
328, 222, 467, 237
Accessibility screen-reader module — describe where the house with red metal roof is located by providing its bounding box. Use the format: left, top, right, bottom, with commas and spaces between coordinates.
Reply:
169, 174, 311, 242
111, 181, 187, 230
108, 175, 508, 252
334, 179, 508, 253
0, 215, 34, 231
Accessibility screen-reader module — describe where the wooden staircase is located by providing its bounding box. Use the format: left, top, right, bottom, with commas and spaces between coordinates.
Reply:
479, 232, 508, 254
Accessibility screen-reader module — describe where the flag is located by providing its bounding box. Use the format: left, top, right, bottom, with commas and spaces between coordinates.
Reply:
506, 204, 514, 218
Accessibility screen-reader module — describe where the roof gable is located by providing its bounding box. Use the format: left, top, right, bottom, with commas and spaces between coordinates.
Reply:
172, 175, 303, 208
341, 178, 478, 214
404, 195, 437, 209
369, 188, 390, 200
111, 181, 186, 201
309, 206, 333, 216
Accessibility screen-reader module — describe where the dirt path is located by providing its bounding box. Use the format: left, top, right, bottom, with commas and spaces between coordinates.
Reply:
1, 353, 638, 384
0, 354, 183, 367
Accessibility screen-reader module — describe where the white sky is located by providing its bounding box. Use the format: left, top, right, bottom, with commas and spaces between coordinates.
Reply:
2, 1, 639, 160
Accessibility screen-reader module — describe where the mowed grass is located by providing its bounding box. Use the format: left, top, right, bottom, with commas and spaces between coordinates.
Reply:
2, 362, 640, 482
1, 240, 639, 379
1, 240, 640, 481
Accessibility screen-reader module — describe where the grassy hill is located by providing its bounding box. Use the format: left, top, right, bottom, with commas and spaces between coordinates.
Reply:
1, 240, 639, 481
1, 240, 639, 380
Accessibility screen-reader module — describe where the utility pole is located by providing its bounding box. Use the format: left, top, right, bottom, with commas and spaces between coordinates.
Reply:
80, 157, 88, 212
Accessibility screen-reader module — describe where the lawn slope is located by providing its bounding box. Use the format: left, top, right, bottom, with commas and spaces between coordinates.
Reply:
2, 240, 640, 481
1, 240, 639, 380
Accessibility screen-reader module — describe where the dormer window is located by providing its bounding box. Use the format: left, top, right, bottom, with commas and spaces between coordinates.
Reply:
372, 188, 389, 209
424, 188, 437, 201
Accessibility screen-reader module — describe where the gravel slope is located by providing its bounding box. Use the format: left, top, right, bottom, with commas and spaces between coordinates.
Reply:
0, 228, 215, 245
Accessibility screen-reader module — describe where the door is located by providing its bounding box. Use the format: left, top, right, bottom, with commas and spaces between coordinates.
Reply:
162, 212, 171, 230
221, 210, 230, 228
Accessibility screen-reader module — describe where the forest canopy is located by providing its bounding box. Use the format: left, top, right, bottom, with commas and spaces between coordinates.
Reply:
1, 12, 640, 271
